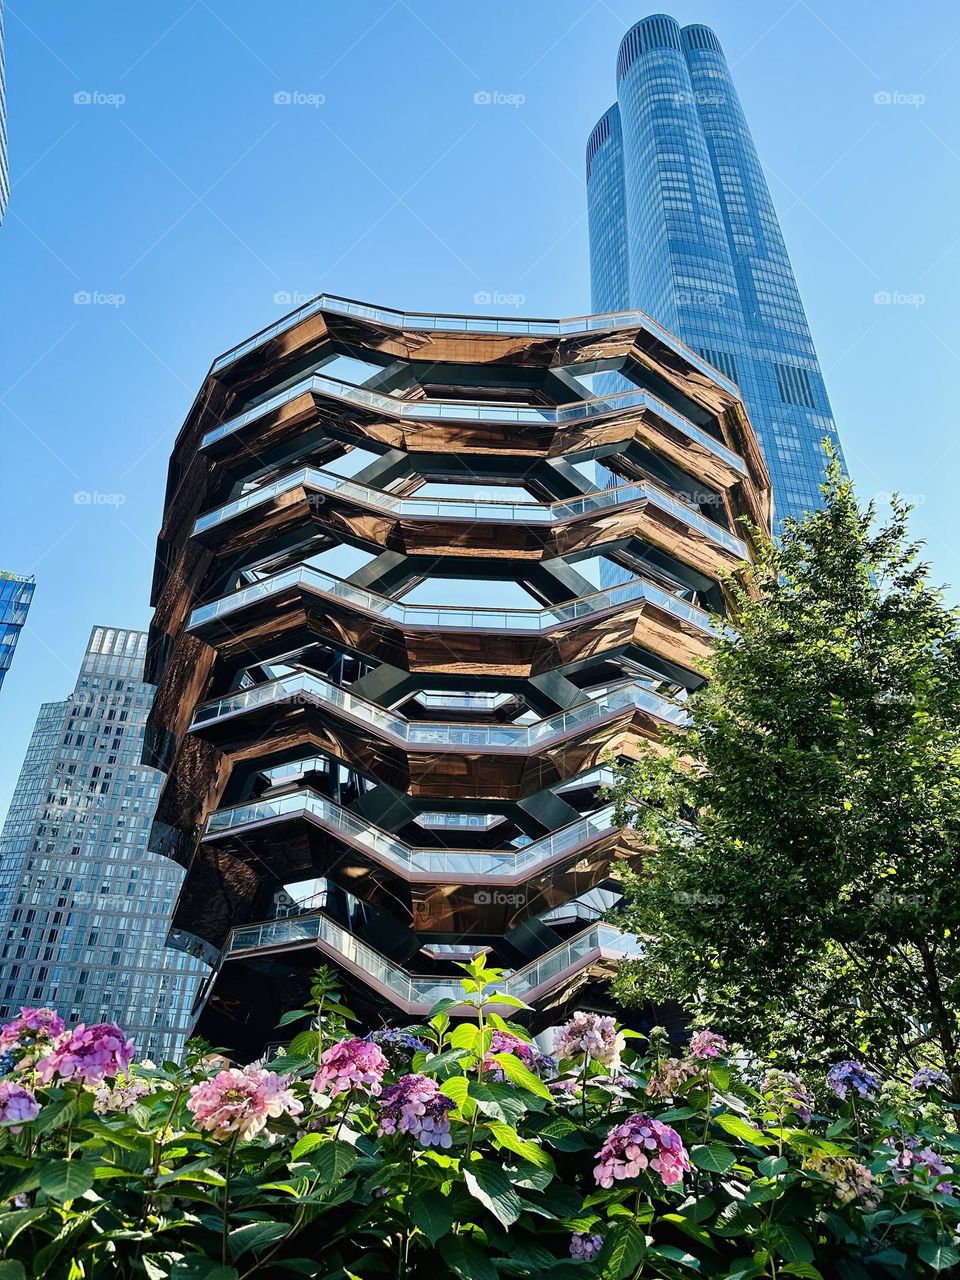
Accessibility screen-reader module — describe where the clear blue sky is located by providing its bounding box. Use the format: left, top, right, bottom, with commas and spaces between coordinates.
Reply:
2, 0, 959, 817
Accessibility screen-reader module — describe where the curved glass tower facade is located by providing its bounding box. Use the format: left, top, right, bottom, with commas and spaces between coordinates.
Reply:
588, 14, 846, 555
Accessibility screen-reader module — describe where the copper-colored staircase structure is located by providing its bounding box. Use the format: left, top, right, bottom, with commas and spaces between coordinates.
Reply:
144, 294, 770, 1056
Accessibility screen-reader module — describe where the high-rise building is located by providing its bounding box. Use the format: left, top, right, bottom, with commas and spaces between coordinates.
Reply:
0, 626, 206, 1059
0, 572, 35, 691
0, 0, 8, 222
587, 14, 847, 542
144, 292, 769, 1056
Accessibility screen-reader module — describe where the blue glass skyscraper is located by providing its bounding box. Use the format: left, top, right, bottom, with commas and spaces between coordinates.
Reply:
0, 573, 35, 691
587, 14, 846, 548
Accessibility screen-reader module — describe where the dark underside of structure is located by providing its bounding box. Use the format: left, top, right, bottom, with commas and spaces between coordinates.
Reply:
145, 293, 770, 1058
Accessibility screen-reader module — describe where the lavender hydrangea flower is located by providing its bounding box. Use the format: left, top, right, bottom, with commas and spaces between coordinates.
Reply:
0, 1080, 40, 1131
594, 1113, 690, 1189
0, 1007, 65, 1070
826, 1059, 880, 1101
887, 1138, 955, 1195
688, 1029, 728, 1060
910, 1066, 951, 1093
569, 1232, 604, 1260
370, 1028, 430, 1068
376, 1073, 455, 1148
554, 1012, 625, 1068
312, 1037, 388, 1099
36, 1022, 134, 1086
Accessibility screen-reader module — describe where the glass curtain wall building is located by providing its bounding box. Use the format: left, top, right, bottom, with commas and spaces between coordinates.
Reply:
0, 573, 35, 691
587, 13, 847, 572
0, 626, 206, 1059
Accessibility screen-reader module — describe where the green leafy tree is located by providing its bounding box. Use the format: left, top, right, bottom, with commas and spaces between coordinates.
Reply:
608, 457, 960, 1090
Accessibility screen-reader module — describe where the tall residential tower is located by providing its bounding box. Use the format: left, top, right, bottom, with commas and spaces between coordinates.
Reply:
143, 292, 769, 1056
0, 626, 205, 1059
587, 14, 846, 536
0, 573, 35, 691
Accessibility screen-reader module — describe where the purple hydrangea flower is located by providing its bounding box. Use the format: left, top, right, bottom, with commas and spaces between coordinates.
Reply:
312, 1037, 389, 1099
594, 1113, 690, 1189
482, 1029, 546, 1081
370, 1028, 430, 1065
570, 1232, 604, 1260
36, 1022, 134, 1086
0, 1080, 40, 1131
826, 1059, 880, 1101
0, 1007, 65, 1070
688, 1029, 728, 1060
910, 1066, 951, 1093
377, 1073, 455, 1148
888, 1139, 955, 1195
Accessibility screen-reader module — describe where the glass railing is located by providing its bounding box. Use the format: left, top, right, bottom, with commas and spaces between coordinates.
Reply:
204, 788, 619, 878
222, 910, 639, 1008
192, 464, 746, 556
200, 372, 745, 477
209, 294, 739, 397
413, 691, 515, 711
188, 563, 718, 635
190, 670, 688, 743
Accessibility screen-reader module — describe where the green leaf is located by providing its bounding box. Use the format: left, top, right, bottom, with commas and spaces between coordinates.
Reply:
291, 1132, 325, 1160
409, 1190, 457, 1244
714, 1114, 776, 1147
38, 1158, 97, 1202
918, 1240, 960, 1272
599, 1220, 646, 1279
485, 1120, 554, 1170
470, 1080, 526, 1125
0, 1263, 26, 1280
464, 1160, 522, 1227
276, 1007, 312, 1027
0, 1207, 47, 1245
287, 1029, 319, 1057
439, 1235, 499, 1280
691, 1143, 737, 1173
491, 1052, 552, 1099
771, 1225, 815, 1264
314, 1139, 358, 1187
647, 1244, 699, 1269
228, 1220, 289, 1259
781, 1266, 824, 1280
428, 997, 463, 1019
758, 1155, 788, 1177
170, 1261, 239, 1280
33, 1096, 77, 1135
440, 1075, 470, 1109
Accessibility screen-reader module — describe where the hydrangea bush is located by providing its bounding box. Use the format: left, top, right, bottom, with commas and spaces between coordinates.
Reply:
0, 960, 957, 1279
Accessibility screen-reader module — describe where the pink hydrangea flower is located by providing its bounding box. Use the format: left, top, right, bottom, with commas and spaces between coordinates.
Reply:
0, 1080, 40, 1131
645, 1057, 702, 1100
482, 1029, 544, 1080
93, 1073, 155, 1115
0, 1007, 65, 1070
554, 1012, 625, 1068
688, 1030, 728, 1059
312, 1037, 389, 1099
36, 1022, 134, 1086
594, 1113, 690, 1189
376, 1073, 454, 1148
188, 1064, 303, 1141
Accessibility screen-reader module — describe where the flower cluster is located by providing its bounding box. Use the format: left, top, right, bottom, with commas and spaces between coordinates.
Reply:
910, 1066, 951, 1093
482, 1029, 548, 1080
887, 1139, 955, 1194
594, 1113, 690, 1189
688, 1029, 728, 1060
0, 1080, 40, 1131
188, 1064, 302, 1141
0, 1007, 65, 1070
761, 1069, 814, 1124
569, 1232, 604, 1260
312, 1037, 389, 1099
645, 1056, 703, 1100
93, 1073, 156, 1115
554, 1012, 624, 1068
37, 1022, 134, 1086
377, 1073, 454, 1148
805, 1151, 879, 1209
826, 1059, 880, 1101
370, 1028, 430, 1068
